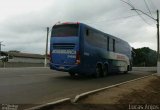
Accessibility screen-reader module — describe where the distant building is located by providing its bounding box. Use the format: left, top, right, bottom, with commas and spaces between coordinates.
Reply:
0, 51, 49, 67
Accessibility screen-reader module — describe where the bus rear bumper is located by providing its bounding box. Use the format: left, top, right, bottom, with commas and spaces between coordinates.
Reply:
49, 63, 80, 73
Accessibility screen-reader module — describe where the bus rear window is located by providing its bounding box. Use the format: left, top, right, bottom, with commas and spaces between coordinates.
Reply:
51, 24, 79, 37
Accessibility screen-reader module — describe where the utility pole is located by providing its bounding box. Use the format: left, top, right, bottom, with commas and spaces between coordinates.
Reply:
157, 10, 160, 74
0, 42, 5, 59
130, 9, 159, 75
0, 42, 1, 54
121, 0, 160, 74
44, 27, 49, 67
0, 42, 1, 60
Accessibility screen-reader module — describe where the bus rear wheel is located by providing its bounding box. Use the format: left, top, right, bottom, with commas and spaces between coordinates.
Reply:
103, 65, 108, 76
95, 64, 103, 78
69, 72, 76, 77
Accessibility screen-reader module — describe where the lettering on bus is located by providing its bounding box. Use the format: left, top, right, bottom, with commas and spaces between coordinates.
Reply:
67, 55, 76, 58
117, 54, 125, 60
52, 50, 76, 54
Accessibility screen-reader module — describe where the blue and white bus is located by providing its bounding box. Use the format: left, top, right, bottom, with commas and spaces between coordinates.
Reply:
50, 22, 132, 77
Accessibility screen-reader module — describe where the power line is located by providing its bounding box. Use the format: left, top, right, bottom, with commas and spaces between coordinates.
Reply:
49, 21, 61, 33
120, 0, 152, 26
126, 0, 151, 25
48, 6, 156, 30
49, 12, 156, 31
85, 14, 150, 24
150, 0, 158, 10
147, 0, 156, 11
143, 0, 153, 17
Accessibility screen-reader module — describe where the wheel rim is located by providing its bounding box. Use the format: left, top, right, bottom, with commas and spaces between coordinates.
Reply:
103, 66, 108, 76
69, 72, 76, 77
96, 66, 102, 77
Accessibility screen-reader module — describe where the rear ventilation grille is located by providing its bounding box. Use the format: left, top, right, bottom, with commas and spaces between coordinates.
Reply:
53, 43, 75, 49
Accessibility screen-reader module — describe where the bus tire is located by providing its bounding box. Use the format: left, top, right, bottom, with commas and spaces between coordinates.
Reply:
124, 65, 129, 74
69, 72, 76, 77
95, 64, 103, 78
123, 70, 128, 74
103, 64, 109, 76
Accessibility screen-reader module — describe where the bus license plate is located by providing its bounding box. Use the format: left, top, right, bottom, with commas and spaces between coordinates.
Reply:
59, 66, 65, 69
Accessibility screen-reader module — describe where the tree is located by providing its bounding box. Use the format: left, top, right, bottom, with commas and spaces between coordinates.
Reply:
132, 47, 157, 67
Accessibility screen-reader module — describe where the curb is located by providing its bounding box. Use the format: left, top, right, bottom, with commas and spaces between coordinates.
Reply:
24, 74, 155, 109
73, 74, 154, 103
25, 98, 70, 110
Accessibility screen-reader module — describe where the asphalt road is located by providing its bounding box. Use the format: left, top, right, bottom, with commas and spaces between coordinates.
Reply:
0, 67, 154, 105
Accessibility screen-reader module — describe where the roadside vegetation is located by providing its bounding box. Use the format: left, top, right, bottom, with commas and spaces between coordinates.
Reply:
133, 47, 157, 67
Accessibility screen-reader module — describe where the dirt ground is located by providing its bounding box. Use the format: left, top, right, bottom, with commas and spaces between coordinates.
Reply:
49, 75, 160, 110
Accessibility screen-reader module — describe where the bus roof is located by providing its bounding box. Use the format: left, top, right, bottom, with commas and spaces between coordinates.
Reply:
80, 23, 130, 46
53, 22, 130, 46
54, 22, 80, 26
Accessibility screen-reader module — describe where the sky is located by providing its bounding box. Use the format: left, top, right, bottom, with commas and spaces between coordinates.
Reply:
0, 0, 160, 54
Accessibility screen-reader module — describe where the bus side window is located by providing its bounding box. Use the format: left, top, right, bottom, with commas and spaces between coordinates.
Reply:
107, 37, 109, 51
86, 29, 89, 36
113, 39, 115, 52
109, 38, 113, 51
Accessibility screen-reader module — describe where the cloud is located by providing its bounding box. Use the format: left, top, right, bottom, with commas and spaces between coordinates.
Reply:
0, 0, 159, 54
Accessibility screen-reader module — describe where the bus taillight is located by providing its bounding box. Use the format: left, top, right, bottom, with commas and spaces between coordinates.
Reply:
48, 53, 51, 62
63, 22, 80, 25
76, 51, 80, 64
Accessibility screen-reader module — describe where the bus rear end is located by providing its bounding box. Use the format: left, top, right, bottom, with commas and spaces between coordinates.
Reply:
50, 23, 81, 75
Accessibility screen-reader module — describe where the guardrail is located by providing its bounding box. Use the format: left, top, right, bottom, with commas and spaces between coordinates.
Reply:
132, 67, 156, 72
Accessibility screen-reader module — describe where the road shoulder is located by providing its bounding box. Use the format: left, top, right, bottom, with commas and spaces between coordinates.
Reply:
50, 75, 160, 110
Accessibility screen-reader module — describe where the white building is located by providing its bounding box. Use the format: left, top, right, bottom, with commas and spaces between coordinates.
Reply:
0, 51, 49, 67
8, 51, 45, 63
